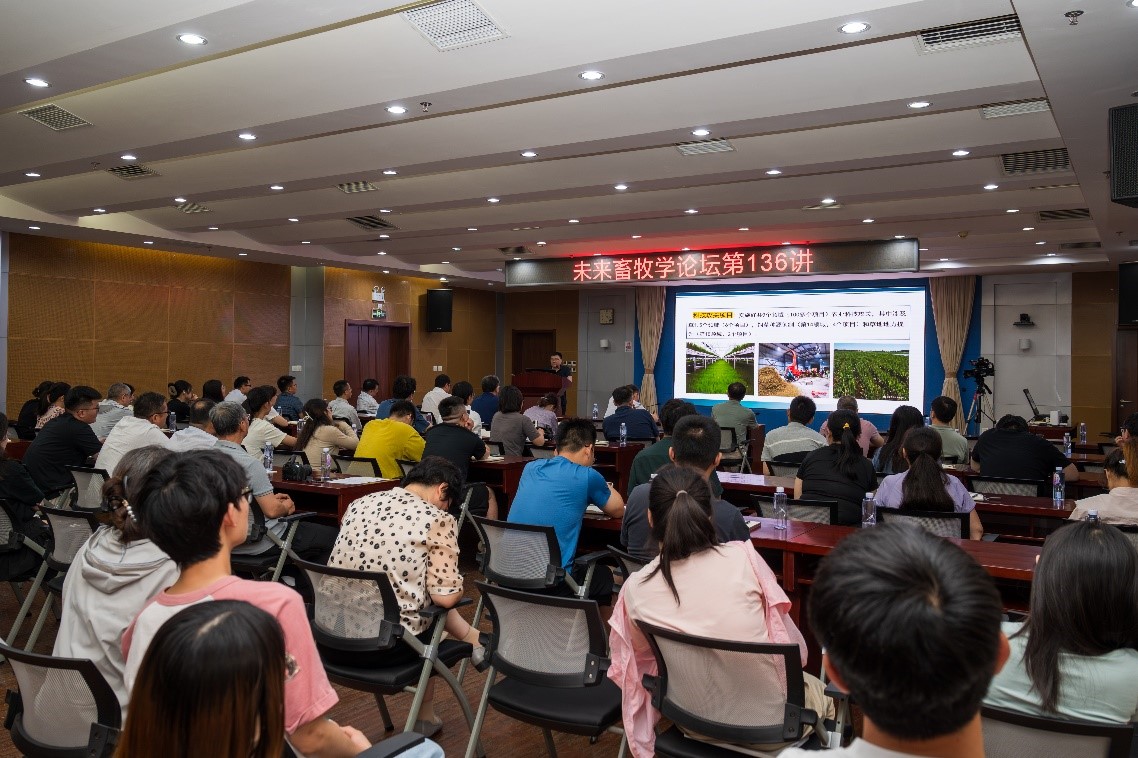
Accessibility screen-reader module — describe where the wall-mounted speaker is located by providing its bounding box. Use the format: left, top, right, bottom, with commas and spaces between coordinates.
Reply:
1110, 104, 1138, 208
426, 289, 453, 332
1121, 263, 1138, 325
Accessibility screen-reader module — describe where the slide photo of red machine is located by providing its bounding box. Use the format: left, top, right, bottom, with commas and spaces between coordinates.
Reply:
755, 343, 831, 398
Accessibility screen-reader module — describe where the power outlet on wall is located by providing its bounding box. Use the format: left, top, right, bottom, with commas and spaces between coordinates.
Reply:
433, 365, 443, 372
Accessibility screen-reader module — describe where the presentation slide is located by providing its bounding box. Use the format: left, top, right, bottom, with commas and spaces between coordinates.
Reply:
674, 288, 926, 415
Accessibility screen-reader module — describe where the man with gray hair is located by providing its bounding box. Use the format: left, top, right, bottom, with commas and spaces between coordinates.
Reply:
166, 398, 218, 452
92, 382, 134, 440
95, 392, 171, 477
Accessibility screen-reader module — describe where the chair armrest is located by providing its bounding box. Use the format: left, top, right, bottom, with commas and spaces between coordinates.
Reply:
357, 732, 427, 757
824, 682, 850, 703
280, 511, 317, 524
417, 597, 473, 621
571, 549, 614, 572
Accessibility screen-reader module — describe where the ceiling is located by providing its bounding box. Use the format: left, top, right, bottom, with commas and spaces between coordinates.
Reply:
2, 0, 1137, 288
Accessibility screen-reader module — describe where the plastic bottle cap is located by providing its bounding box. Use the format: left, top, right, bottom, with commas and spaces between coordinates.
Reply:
775, 486, 784, 493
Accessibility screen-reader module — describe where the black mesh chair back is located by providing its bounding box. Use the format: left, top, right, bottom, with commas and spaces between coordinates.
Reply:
971, 476, 1046, 497
606, 546, 648, 580
1099, 442, 1119, 456
332, 455, 382, 477
0, 500, 25, 557
485, 441, 505, 457
273, 449, 308, 468
876, 507, 969, 539
718, 427, 738, 454
0, 500, 49, 655
395, 459, 417, 479
298, 558, 402, 653
981, 706, 1131, 758
65, 466, 109, 511
525, 446, 556, 459
636, 620, 816, 748
751, 494, 839, 524
39, 506, 98, 574
1, 641, 121, 756
767, 461, 801, 478
471, 516, 563, 589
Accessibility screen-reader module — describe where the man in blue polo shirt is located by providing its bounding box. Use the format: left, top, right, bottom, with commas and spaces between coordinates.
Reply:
508, 417, 624, 601
602, 385, 658, 441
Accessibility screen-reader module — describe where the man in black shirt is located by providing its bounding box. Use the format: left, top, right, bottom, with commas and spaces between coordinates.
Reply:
23, 385, 103, 498
422, 396, 497, 519
550, 351, 572, 415
971, 414, 1078, 487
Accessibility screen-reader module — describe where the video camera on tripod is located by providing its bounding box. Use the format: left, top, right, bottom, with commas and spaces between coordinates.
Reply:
963, 356, 994, 382
964, 356, 995, 432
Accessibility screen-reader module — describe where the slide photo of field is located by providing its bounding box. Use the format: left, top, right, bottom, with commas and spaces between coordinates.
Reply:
833, 342, 910, 401
756, 343, 831, 398
686, 341, 755, 394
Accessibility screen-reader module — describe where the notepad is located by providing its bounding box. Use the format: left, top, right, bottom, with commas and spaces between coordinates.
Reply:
328, 476, 388, 485
485, 455, 505, 461
586, 504, 605, 515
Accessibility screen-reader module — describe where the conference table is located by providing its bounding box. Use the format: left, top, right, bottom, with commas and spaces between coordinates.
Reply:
468, 441, 648, 506
270, 469, 398, 520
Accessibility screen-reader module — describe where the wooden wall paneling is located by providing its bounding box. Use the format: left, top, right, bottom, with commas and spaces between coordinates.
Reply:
90, 243, 170, 286
93, 341, 171, 397
169, 342, 235, 396
7, 275, 95, 341
94, 284, 170, 342
234, 345, 291, 391
169, 288, 235, 343
234, 291, 290, 347
6, 338, 95, 413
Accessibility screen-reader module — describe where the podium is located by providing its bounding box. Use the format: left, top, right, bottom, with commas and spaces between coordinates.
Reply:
512, 370, 563, 411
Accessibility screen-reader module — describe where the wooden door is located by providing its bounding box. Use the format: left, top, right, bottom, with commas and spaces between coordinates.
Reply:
512, 330, 557, 376
1117, 330, 1138, 429
345, 321, 410, 404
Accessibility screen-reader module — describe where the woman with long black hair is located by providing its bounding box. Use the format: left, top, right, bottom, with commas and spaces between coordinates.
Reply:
872, 405, 924, 475
294, 398, 358, 464
795, 409, 877, 525
166, 380, 195, 423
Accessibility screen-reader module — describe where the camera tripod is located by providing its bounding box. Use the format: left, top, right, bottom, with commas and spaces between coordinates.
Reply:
966, 377, 995, 436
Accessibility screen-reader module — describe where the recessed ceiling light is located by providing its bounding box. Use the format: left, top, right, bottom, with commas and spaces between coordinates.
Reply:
386, 105, 407, 114
487, 197, 500, 203
439, 277, 448, 282
820, 198, 837, 205
270, 184, 284, 190
28, 226, 40, 230
919, 248, 929, 251
939, 258, 950, 262
862, 218, 874, 223
782, 241, 792, 245
441, 261, 450, 264
952, 149, 970, 157
24, 78, 49, 88
174, 197, 187, 203
894, 235, 906, 239
238, 252, 248, 257
208, 226, 219, 230
382, 269, 390, 273
177, 33, 207, 45
288, 218, 299, 222
614, 184, 628, 191
738, 227, 750, 231
1022, 226, 1035, 231
301, 241, 311, 244
380, 209, 393, 214
1035, 241, 1046, 245
382, 169, 397, 175
143, 241, 154, 245
1128, 0, 1138, 8
378, 233, 390, 239
496, 268, 503, 271
578, 70, 605, 81
534, 241, 547, 247
93, 208, 106, 213
1006, 209, 1019, 213
568, 219, 580, 223
513, 256, 521, 260
983, 183, 999, 190
452, 247, 461, 251
691, 128, 711, 137
237, 132, 256, 141
684, 209, 699, 214
520, 150, 538, 158
631, 235, 642, 239
120, 154, 137, 161
907, 100, 932, 109
681, 247, 690, 251
765, 169, 782, 176
24, 171, 40, 178
839, 21, 870, 34
467, 227, 478, 231
1046, 253, 1057, 257
377, 250, 386, 255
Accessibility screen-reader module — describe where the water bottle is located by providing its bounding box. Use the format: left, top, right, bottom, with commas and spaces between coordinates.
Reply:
619, 422, 627, 447
861, 492, 877, 528
321, 447, 333, 481
167, 411, 177, 431
1087, 509, 1099, 523
1078, 422, 1087, 445
1063, 432, 1072, 457
262, 442, 274, 475
773, 486, 788, 531
296, 417, 306, 438
925, 415, 931, 427
591, 403, 599, 421
1052, 467, 1065, 508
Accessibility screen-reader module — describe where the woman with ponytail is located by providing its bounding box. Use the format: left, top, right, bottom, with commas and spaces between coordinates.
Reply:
875, 427, 984, 539
1069, 439, 1138, 524
294, 397, 359, 463
795, 408, 877, 525
53, 445, 179, 709
608, 465, 832, 757
166, 380, 195, 423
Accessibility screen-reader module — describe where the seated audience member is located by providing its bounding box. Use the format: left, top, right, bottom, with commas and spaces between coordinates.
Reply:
295, 398, 359, 464
375, 374, 430, 434
356, 399, 425, 478
825, 395, 883, 457
35, 381, 71, 430
273, 375, 303, 420
780, 523, 1008, 758
327, 456, 484, 737
242, 385, 297, 458
166, 399, 218, 452
201, 379, 226, 403
224, 375, 251, 403
872, 405, 924, 475
711, 381, 756, 453
1069, 441, 1138, 523
23, 385, 102, 500
356, 377, 380, 415
929, 395, 970, 463
610, 466, 832, 757
15, 380, 54, 439
471, 375, 500, 429
604, 383, 652, 419
523, 393, 560, 440
92, 382, 135, 440
419, 373, 452, 424
451, 380, 483, 434
211, 402, 336, 564
985, 520, 1138, 723
53, 446, 179, 709
121, 450, 368, 757
875, 427, 983, 539
489, 384, 545, 456
621, 415, 749, 561
508, 418, 624, 601
603, 385, 658, 442
95, 392, 171, 477
1115, 412, 1138, 446
971, 414, 1078, 485
0, 413, 51, 580
327, 379, 362, 431
166, 380, 195, 423
628, 400, 725, 497
761, 395, 827, 475
795, 409, 877, 526
422, 396, 497, 520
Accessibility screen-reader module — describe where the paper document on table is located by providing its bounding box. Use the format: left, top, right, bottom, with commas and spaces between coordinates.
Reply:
585, 505, 605, 515
331, 476, 389, 485
485, 455, 505, 461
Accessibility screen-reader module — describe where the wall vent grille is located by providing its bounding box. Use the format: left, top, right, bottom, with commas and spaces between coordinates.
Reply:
676, 138, 735, 156
917, 15, 1021, 52
345, 215, 398, 230
1058, 241, 1100, 249
176, 202, 211, 214
106, 164, 160, 180
1002, 148, 1070, 175
980, 99, 1050, 119
404, 0, 508, 51
19, 103, 91, 130
1038, 208, 1091, 222
337, 181, 378, 194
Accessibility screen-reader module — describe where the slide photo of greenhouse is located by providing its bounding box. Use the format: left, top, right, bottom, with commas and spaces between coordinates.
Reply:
833, 342, 910, 401
685, 341, 755, 394
755, 343, 831, 398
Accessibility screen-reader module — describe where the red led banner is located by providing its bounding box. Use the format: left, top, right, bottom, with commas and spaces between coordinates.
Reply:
505, 239, 919, 287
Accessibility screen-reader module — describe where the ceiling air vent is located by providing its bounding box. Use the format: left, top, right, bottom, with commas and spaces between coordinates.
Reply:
1038, 208, 1091, 222
498, 246, 531, 256
106, 164, 160, 180
404, 0, 508, 51
176, 202, 211, 214
1001, 148, 1070, 175
345, 215, 398, 231
18, 103, 91, 131
337, 181, 378, 194
1030, 182, 1079, 191
676, 139, 735, 156
917, 15, 1021, 52
981, 99, 1050, 119
802, 203, 844, 210
1058, 241, 1101, 250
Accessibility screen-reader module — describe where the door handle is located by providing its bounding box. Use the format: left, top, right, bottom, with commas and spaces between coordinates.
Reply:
1122, 400, 1133, 405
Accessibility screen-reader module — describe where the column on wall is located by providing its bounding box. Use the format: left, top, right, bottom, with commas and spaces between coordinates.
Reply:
635, 287, 665, 413
290, 266, 325, 401
929, 276, 976, 434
